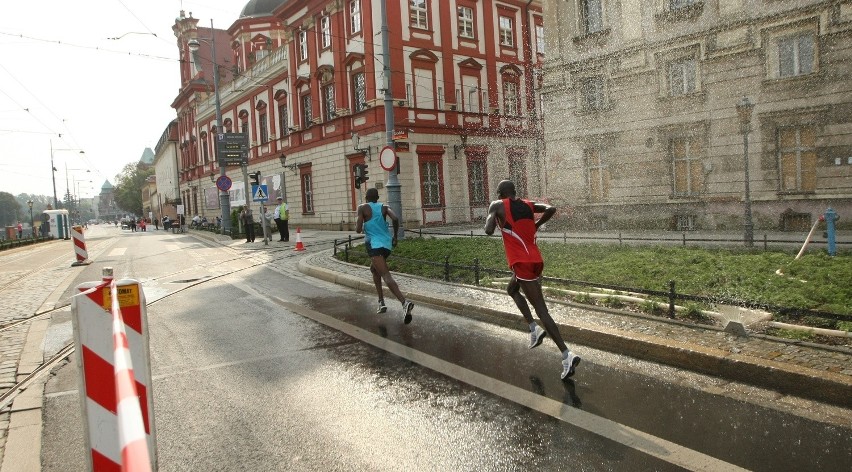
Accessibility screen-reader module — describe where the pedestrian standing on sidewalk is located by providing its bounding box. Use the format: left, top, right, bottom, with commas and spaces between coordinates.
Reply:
355, 187, 414, 324
240, 206, 255, 243
16, 222, 22, 238
484, 179, 581, 379
273, 197, 290, 242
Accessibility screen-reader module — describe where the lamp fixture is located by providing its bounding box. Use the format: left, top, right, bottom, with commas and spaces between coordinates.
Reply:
279, 153, 298, 174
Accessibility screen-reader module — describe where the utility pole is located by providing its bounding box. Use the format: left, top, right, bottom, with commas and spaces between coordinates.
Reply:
380, 0, 402, 238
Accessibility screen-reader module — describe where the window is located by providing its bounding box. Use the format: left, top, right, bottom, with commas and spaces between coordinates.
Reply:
467, 85, 479, 112
323, 84, 336, 121
301, 94, 313, 126
458, 6, 474, 38
350, 1, 362, 34
669, 58, 697, 96
278, 104, 289, 135
467, 159, 488, 205
299, 30, 308, 61
241, 119, 249, 135
301, 170, 314, 213
202, 134, 209, 164
676, 214, 696, 231
503, 81, 519, 116
779, 33, 815, 78
508, 149, 527, 198
259, 113, 269, 144
586, 148, 609, 202
581, 0, 603, 34
410, 0, 429, 29
320, 16, 332, 49
353, 72, 367, 112
670, 137, 703, 196
580, 76, 605, 111
778, 126, 817, 192
421, 161, 441, 206
414, 68, 435, 109
536, 24, 545, 55
499, 16, 514, 47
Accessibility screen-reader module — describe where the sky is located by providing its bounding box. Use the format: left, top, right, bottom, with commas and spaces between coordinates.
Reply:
0, 0, 243, 201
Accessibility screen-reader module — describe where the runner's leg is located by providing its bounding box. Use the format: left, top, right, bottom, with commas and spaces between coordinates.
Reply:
519, 280, 568, 352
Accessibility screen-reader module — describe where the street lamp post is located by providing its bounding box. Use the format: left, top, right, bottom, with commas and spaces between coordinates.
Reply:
50, 141, 84, 209
27, 200, 34, 239
736, 96, 755, 247
188, 20, 231, 235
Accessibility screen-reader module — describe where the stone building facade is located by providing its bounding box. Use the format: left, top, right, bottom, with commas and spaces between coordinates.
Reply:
541, 0, 852, 231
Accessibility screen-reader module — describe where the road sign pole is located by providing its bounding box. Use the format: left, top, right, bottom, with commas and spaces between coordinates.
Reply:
242, 163, 250, 235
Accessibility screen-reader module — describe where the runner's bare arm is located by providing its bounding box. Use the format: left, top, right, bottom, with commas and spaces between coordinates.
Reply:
484, 200, 504, 235
355, 204, 369, 233
383, 205, 400, 245
533, 202, 556, 229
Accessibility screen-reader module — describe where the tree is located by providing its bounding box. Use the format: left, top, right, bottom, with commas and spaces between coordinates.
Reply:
0, 192, 22, 227
113, 163, 153, 216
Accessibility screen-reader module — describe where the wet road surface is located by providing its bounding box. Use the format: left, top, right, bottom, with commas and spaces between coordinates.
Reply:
31, 228, 851, 471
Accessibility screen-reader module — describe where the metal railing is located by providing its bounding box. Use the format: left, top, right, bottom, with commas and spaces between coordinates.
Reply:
332, 236, 851, 325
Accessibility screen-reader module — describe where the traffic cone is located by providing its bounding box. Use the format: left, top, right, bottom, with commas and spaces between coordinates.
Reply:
293, 227, 306, 251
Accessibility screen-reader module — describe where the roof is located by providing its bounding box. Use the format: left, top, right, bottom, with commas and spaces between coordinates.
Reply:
139, 147, 155, 165
240, 0, 287, 18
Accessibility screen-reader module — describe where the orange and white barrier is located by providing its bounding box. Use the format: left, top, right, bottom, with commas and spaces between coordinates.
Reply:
72, 269, 156, 472
293, 227, 306, 251
71, 224, 91, 266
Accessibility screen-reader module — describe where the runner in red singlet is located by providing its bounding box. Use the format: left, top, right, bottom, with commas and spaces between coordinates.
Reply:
485, 180, 581, 379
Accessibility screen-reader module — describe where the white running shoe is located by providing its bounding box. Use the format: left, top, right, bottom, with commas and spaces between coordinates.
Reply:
402, 300, 414, 324
561, 352, 581, 380
376, 300, 387, 314
529, 326, 547, 349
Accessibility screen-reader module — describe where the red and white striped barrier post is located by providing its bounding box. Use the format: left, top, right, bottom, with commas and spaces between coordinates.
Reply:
72, 268, 157, 472
71, 224, 91, 266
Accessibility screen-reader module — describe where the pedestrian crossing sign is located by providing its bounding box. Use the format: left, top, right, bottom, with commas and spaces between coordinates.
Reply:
252, 184, 268, 202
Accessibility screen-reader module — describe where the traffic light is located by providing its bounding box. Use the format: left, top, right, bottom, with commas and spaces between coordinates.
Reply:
250, 171, 261, 186
360, 164, 369, 184
353, 164, 363, 188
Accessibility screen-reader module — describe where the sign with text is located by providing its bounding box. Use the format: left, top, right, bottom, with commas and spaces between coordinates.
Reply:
217, 133, 248, 166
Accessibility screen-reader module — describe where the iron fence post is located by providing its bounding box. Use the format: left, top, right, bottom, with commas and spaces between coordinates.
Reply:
668, 280, 676, 318
474, 258, 480, 286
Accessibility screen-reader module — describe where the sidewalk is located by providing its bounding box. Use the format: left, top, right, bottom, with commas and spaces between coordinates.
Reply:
188, 227, 852, 409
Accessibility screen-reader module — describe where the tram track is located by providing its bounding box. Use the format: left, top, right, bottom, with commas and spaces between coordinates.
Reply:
0, 235, 341, 412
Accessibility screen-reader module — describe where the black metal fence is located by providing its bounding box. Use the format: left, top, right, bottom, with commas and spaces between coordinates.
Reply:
0, 236, 55, 251
332, 235, 851, 325
409, 226, 851, 251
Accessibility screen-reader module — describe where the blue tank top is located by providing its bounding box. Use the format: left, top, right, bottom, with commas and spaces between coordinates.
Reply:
364, 202, 392, 250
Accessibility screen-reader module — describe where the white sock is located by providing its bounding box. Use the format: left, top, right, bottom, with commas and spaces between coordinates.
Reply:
529, 322, 538, 332
562, 350, 570, 360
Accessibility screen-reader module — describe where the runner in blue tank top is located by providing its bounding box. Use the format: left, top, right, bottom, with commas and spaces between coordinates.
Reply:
356, 188, 414, 323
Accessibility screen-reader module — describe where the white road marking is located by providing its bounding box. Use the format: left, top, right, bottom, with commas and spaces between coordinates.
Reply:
108, 248, 127, 256
208, 280, 749, 472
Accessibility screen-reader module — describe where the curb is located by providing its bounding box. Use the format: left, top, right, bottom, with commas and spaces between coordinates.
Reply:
298, 255, 852, 409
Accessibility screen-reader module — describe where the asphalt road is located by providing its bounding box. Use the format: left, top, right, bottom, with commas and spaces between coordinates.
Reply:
11, 226, 850, 471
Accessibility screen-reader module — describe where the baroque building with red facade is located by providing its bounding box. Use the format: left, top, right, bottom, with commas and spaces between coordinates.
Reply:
167, 0, 544, 230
